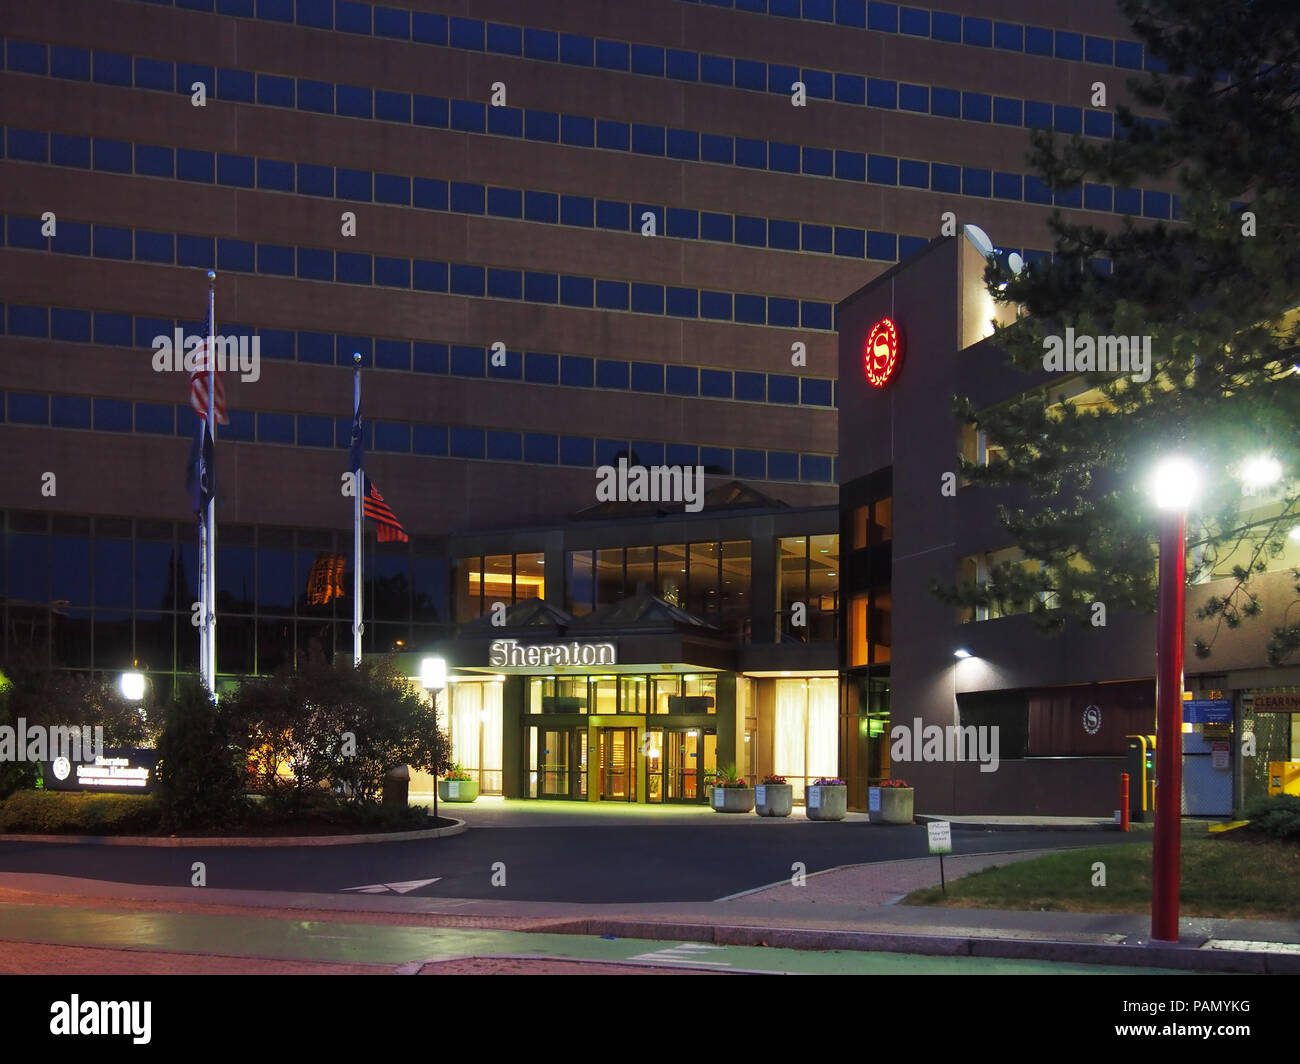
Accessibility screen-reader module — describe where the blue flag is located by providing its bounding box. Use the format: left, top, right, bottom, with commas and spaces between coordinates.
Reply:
348, 390, 363, 474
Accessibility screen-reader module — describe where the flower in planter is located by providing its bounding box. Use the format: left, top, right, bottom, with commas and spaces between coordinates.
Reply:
442, 761, 474, 782
879, 779, 910, 788
811, 777, 846, 786
761, 774, 787, 785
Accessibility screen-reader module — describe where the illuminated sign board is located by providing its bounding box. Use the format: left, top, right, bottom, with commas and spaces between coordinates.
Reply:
43, 747, 157, 794
864, 317, 901, 387
489, 640, 616, 668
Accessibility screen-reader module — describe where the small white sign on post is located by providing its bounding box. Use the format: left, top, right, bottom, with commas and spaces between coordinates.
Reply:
927, 820, 952, 854
755, 785, 766, 805
868, 787, 881, 812
807, 786, 821, 809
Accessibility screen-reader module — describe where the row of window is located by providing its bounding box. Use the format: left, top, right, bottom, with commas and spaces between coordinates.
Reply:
0, 303, 840, 408
680, 0, 1161, 72
1, 40, 1176, 218
4, 126, 1038, 264
0, 390, 839, 485
1, 215, 839, 329
115, 1, 1126, 141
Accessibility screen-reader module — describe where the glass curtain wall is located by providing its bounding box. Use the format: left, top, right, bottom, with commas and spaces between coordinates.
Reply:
773, 677, 839, 801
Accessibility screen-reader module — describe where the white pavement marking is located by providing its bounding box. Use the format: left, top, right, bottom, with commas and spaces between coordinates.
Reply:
626, 943, 733, 967
341, 878, 440, 895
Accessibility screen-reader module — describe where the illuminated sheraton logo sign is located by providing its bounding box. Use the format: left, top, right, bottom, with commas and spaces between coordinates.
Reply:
489, 640, 617, 668
864, 317, 901, 387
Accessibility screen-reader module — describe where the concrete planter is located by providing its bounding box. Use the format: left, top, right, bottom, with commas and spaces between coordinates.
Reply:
804, 784, 847, 821
437, 780, 479, 803
754, 783, 793, 817
712, 786, 756, 813
869, 787, 914, 824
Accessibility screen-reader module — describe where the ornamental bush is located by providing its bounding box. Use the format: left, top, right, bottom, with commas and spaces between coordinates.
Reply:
0, 791, 160, 834
1244, 794, 1300, 841
154, 676, 246, 831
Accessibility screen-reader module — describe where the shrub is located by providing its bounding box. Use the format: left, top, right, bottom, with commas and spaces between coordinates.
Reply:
1244, 793, 1300, 841
154, 676, 246, 831
0, 791, 160, 834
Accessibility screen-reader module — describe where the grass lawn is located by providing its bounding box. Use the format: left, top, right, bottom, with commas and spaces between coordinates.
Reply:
903, 828, 1300, 920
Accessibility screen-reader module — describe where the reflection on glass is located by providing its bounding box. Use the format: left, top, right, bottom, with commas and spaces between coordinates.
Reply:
591, 677, 617, 715
566, 550, 594, 615
514, 552, 545, 601
650, 674, 678, 715
596, 549, 623, 607
626, 545, 655, 598
646, 728, 663, 802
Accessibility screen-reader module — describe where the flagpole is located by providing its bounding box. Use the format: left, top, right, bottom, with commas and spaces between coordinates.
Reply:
205, 270, 218, 693
353, 353, 363, 666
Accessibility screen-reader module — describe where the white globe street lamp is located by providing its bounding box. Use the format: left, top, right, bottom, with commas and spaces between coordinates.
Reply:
120, 671, 146, 701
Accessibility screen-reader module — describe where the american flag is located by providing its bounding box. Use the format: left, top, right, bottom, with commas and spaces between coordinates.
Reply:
189, 336, 229, 425
363, 476, 409, 542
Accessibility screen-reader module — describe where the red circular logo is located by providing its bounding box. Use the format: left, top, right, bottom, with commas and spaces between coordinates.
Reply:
864, 318, 901, 388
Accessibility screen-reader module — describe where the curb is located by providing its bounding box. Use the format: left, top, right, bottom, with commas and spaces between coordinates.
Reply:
0, 817, 467, 847
534, 918, 1300, 974
915, 815, 1120, 833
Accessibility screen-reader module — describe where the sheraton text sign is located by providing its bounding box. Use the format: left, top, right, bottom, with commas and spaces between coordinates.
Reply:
489, 640, 617, 667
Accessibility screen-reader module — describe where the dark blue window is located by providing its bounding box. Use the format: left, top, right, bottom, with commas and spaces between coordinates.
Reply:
257, 243, 294, 275
451, 100, 486, 133
6, 40, 47, 74
560, 33, 594, 66
665, 444, 698, 468
803, 69, 833, 100
134, 57, 173, 91
336, 252, 372, 285
1025, 26, 1052, 56
413, 341, 449, 372
297, 247, 333, 280
866, 231, 896, 260
801, 455, 833, 483
413, 95, 448, 127
297, 162, 333, 196
632, 124, 665, 156
52, 134, 91, 169
258, 0, 291, 19
1024, 176, 1052, 205
839, 0, 868, 26
865, 78, 894, 108
450, 264, 485, 296
1115, 40, 1143, 70
735, 59, 765, 91
631, 363, 665, 392
962, 92, 992, 122
1143, 190, 1170, 219
375, 340, 411, 370
1055, 31, 1083, 61
217, 153, 254, 188
257, 158, 293, 190
450, 182, 485, 214
376, 173, 411, 205
93, 139, 131, 173
768, 375, 798, 404
449, 16, 486, 49
803, 146, 834, 177
6, 217, 44, 250
523, 27, 557, 60
801, 378, 833, 406
630, 284, 663, 315
994, 22, 1022, 50
217, 68, 254, 102
700, 54, 732, 85
735, 138, 766, 169
297, 414, 332, 447
297, 79, 333, 113
768, 220, 798, 251
736, 216, 765, 247
631, 44, 664, 77
337, 0, 371, 33
257, 73, 294, 107
661, 129, 697, 164
375, 257, 409, 288
734, 294, 765, 325
734, 449, 764, 479
700, 212, 733, 242
93, 51, 131, 86
561, 356, 594, 387
1025, 100, 1053, 130
560, 436, 593, 467
177, 149, 214, 183
804, 0, 833, 21
413, 260, 448, 292
734, 372, 765, 402
699, 291, 731, 321
899, 6, 928, 36
835, 227, 865, 258
487, 187, 522, 218
258, 328, 293, 360
50, 221, 91, 256
899, 83, 928, 112
836, 151, 866, 182
770, 142, 799, 174
700, 369, 731, 398
832, 73, 866, 106
525, 272, 559, 304
51, 395, 91, 429
298, 333, 333, 364
597, 39, 630, 71
524, 433, 558, 464
217, 238, 254, 272
665, 288, 698, 318
596, 281, 628, 310
666, 208, 699, 239
867, 2, 897, 32
93, 398, 131, 432
930, 87, 959, 118
374, 5, 410, 39
51, 46, 91, 81
1084, 183, 1113, 212
94, 312, 132, 346
337, 84, 372, 118
700, 133, 733, 164
1054, 105, 1083, 135
176, 62, 214, 100
258, 412, 295, 444
802, 302, 832, 330
867, 155, 897, 185
1084, 110, 1112, 138
487, 432, 521, 462
176, 234, 214, 267
413, 177, 448, 211
768, 452, 798, 481
1085, 36, 1113, 65
595, 360, 629, 389
597, 120, 630, 151
561, 114, 594, 146
963, 168, 991, 197
993, 172, 1022, 200
964, 16, 992, 46
137, 231, 175, 263
486, 269, 521, 299
7, 129, 48, 163
450, 428, 485, 460
666, 49, 698, 81
376, 90, 411, 122
802, 224, 833, 253
768, 297, 799, 328
526, 110, 560, 143
51, 308, 91, 343
931, 11, 960, 42
451, 345, 484, 377
297, 0, 332, 27
8, 393, 49, 422
993, 97, 1022, 125
769, 63, 799, 94
526, 352, 560, 384
596, 200, 630, 231
931, 163, 960, 193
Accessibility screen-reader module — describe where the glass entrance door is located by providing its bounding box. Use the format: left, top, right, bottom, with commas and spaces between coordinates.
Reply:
536, 727, 586, 799
665, 729, 701, 801
598, 728, 637, 801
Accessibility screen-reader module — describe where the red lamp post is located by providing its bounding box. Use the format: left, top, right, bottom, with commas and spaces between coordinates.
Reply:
1150, 457, 1197, 943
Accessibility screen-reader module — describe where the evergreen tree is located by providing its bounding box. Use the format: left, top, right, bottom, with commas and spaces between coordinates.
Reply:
940, 0, 1300, 663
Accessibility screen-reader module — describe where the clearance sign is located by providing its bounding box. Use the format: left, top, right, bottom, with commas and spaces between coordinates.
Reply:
864, 317, 902, 387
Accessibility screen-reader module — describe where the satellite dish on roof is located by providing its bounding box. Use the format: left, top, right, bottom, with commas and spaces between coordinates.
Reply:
963, 224, 994, 258
1007, 251, 1025, 275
